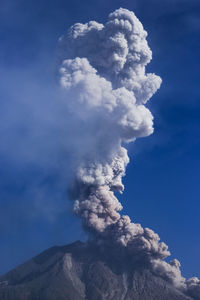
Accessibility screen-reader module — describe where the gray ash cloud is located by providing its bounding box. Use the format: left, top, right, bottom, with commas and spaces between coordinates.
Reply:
57, 8, 200, 298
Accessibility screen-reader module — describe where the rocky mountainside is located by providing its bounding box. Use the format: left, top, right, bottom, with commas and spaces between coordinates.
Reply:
0, 241, 194, 300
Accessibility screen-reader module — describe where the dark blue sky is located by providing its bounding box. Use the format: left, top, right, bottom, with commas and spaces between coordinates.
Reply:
0, 0, 200, 279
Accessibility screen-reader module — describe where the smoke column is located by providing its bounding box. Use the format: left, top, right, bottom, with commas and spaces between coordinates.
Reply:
57, 8, 200, 298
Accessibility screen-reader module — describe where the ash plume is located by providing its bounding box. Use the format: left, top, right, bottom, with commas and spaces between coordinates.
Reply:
57, 8, 200, 298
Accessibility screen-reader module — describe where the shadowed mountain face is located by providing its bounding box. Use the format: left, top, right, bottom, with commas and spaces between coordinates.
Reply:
0, 241, 194, 300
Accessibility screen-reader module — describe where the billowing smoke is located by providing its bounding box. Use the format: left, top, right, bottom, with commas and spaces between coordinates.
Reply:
57, 8, 200, 298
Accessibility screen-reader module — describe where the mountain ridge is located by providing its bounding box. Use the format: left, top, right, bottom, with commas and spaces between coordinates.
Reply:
0, 241, 194, 300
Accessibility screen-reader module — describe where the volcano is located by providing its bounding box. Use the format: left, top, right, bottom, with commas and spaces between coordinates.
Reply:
0, 241, 195, 300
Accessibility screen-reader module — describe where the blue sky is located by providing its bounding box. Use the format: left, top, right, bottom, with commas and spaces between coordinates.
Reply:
0, 0, 200, 279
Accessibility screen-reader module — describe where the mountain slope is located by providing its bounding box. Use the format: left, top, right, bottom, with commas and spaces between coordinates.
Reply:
0, 241, 193, 300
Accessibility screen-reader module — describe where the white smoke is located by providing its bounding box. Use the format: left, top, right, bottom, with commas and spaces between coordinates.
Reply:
186, 278, 200, 299
57, 8, 200, 299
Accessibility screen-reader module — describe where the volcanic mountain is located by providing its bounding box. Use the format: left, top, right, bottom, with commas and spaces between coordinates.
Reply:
0, 241, 196, 300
